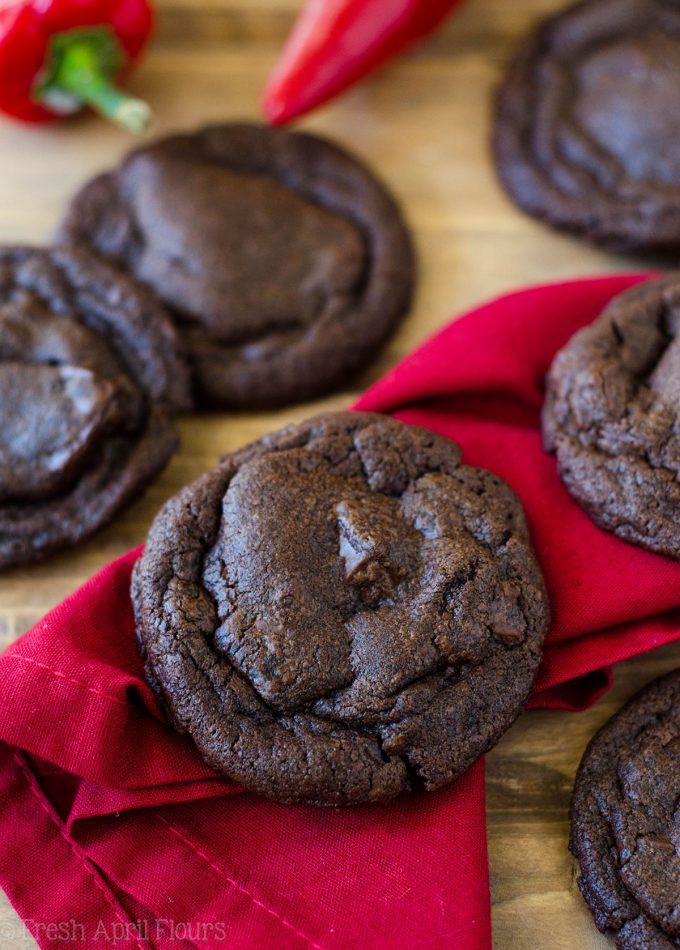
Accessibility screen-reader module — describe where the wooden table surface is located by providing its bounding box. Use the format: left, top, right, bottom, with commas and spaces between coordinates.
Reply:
0, 0, 673, 946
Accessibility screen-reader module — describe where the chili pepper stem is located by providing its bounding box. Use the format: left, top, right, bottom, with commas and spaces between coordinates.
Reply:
37, 29, 151, 133
57, 59, 151, 133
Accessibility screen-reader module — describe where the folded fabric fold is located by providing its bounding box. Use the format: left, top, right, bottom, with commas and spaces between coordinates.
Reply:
2, 272, 679, 950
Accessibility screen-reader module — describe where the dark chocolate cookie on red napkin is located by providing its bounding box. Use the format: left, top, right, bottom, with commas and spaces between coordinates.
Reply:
2, 272, 680, 950
133, 411, 550, 806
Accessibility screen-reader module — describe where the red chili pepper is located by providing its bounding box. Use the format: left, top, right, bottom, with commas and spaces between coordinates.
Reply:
262, 0, 466, 125
0, 0, 153, 132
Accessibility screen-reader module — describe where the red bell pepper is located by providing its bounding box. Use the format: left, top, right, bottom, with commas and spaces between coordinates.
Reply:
0, 0, 153, 132
263, 0, 466, 125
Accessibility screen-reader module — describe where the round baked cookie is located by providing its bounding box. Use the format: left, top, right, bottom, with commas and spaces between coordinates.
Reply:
133, 411, 549, 805
57, 124, 415, 409
0, 246, 191, 569
543, 275, 680, 559
493, 0, 680, 253
571, 669, 680, 949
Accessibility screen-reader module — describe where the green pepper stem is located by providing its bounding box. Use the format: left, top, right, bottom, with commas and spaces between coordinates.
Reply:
37, 30, 151, 133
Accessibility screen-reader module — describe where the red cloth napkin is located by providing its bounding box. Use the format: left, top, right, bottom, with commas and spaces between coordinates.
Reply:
2, 272, 680, 950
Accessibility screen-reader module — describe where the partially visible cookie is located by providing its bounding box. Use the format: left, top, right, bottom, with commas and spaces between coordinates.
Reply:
542, 275, 680, 559
58, 124, 415, 409
133, 411, 549, 805
493, 0, 680, 253
571, 669, 680, 949
0, 247, 191, 569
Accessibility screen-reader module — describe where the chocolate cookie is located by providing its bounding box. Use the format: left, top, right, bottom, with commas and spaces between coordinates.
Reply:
0, 247, 191, 569
571, 669, 680, 949
133, 411, 549, 805
543, 275, 680, 559
57, 124, 414, 409
493, 0, 680, 253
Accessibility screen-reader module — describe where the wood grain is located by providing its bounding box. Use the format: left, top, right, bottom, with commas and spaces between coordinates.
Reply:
0, 0, 671, 946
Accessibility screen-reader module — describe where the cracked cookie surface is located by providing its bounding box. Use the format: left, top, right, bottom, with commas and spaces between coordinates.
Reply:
493, 0, 680, 253
0, 246, 191, 568
133, 411, 549, 805
543, 275, 680, 559
571, 669, 680, 949
58, 124, 414, 409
